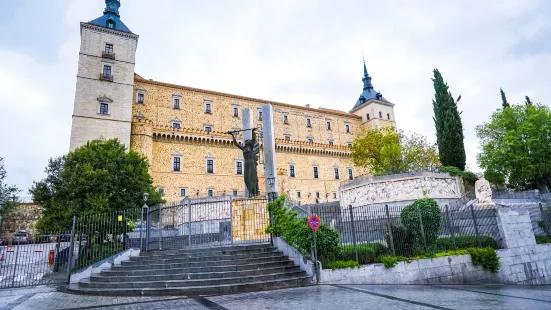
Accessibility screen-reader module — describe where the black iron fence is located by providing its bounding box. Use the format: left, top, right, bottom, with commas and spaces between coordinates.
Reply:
311, 202, 502, 265
0, 231, 72, 289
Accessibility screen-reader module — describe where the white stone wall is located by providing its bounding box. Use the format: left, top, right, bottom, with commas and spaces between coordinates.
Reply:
69, 24, 137, 151
352, 100, 397, 127
496, 207, 536, 248
339, 172, 462, 208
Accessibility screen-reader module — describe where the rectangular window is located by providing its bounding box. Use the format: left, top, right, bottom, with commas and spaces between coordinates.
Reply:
366, 113, 370, 120
205, 102, 212, 114
107, 20, 115, 29
104, 43, 113, 55
208, 189, 214, 197
283, 114, 289, 124
137, 93, 144, 104
327, 121, 331, 130
233, 190, 238, 196
173, 157, 181, 172
334, 168, 340, 180
316, 192, 320, 199
284, 135, 291, 141
379, 111, 383, 118
180, 188, 186, 197
204, 126, 212, 133
172, 122, 181, 129
103, 65, 112, 77
233, 107, 239, 117
313, 166, 319, 179
289, 165, 295, 178
347, 142, 353, 147
236, 161, 243, 175
158, 187, 164, 196
258, 111, 263, 121
333, 193, 337, 199
328, 140, 334, 146
297, 191, 301, 199
99, 103, 109, 115
346, 124, 350, 133
387, 113, 391, 120
173, 98, 180, 109
348, 168, 353, 180
306, 118, 311, 128
308, 138, 313, 144
207, 159, 214, 173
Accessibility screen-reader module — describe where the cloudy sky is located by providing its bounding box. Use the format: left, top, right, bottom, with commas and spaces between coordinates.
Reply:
1, 0, 550, 198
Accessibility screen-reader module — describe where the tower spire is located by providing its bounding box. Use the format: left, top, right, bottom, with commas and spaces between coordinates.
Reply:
104, 0, 121, 17
362, 59, 373, 91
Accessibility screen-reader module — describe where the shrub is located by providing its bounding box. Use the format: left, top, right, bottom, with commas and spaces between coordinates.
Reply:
294, 218, 341, 263
381, 255, 410, 268
468, 247, 500, 273
436, 235, 500, 251
324, 260, 360, 270
385, 225, 414, 257
438, 166, 478, 186
535, 235, 551, 244
401, 198, 442, 254
341, 243, 387, 264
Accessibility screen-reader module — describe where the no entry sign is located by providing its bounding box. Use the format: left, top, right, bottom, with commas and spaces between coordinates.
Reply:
308, 215, 321, 231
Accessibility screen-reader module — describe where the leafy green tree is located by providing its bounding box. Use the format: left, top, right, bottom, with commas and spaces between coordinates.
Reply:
0, 157, 20, 220
500, 88, 509, 109
431, 69, 466, 170
30, 139, 164, 232
352, 127, 440, 176
476, 103, 551, 192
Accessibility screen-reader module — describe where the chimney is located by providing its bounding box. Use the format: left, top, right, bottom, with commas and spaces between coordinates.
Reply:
306, 104, 310, 108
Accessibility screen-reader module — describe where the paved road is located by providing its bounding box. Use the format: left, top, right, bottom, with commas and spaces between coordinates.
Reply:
0, 242, 70, 288
1, 284, 551, 309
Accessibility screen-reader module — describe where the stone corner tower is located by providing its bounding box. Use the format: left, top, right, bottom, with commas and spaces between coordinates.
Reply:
350, 59, 396, 130
69, 0, 139, 151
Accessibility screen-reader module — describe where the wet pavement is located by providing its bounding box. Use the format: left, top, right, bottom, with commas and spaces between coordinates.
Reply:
1, 284, 551, 309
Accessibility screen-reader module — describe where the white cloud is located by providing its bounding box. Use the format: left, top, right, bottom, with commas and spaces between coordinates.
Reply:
1, 0, 550, 194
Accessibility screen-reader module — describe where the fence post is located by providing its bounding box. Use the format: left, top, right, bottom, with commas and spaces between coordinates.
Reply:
444, 205, 457, 250
66, 216, 76, 284
186, 197, 192, 248
10, 240, 21, 288
416, 205, 428, 253
539, 203, 550, 237
159, 203, 163, 251
348, 205, 359, 263
384, 204, 396, 256
470, 204, 482, 247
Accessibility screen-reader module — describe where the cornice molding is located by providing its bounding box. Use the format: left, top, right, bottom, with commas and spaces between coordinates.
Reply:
81, 22, 139, 40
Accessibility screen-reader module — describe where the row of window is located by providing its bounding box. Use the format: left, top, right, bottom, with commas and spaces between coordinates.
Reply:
164, 187, 339, 200
172, 156, 353, 180
366, 112, 391, 121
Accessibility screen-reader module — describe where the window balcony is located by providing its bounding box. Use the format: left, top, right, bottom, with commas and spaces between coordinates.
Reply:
102, 51, 116, 60
100, 74, 113, 82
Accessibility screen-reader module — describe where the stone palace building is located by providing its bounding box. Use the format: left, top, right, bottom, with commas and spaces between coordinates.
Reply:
69, 0, 397, 204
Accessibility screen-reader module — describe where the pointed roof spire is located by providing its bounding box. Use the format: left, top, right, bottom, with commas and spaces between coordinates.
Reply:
104, 0, 121, 17
363, 57, 368, 76
362, 59, 373, 91
88, 0, 133, 33
352, 58, 389, 110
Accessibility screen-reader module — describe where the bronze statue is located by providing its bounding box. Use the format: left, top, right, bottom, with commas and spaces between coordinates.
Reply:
227, 128, 260, 197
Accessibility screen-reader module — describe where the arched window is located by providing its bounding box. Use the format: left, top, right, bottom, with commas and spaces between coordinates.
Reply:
366, 113, 370, 120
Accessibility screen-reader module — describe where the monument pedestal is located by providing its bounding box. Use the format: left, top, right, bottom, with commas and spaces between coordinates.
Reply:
232, 197, 270, 242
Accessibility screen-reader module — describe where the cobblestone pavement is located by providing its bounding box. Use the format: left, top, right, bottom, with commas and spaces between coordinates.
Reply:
1, 284, 551, 309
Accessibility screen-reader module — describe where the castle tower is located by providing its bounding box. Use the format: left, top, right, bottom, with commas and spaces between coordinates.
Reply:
350, 59, 396, 130
69, 0, 139, 151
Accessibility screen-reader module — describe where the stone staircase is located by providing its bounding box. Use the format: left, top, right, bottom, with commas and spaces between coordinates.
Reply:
70, 244, 311, 296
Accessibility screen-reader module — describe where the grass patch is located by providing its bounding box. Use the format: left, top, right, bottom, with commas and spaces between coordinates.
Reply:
324, 260, 360, 270
436, 235, 500, 250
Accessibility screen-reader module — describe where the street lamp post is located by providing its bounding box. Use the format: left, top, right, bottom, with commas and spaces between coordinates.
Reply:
140, 193, 149, 252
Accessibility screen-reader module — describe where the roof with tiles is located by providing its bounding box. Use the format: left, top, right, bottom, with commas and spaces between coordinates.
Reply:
352, 60, 389, 110
88, 0, 133, 34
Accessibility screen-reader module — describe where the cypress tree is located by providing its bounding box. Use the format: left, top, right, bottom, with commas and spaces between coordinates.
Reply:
431, 69, 466, 170
500, 88, 510, 108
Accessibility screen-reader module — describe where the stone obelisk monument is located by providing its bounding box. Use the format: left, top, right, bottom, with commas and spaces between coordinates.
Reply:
261, 104, 278, 202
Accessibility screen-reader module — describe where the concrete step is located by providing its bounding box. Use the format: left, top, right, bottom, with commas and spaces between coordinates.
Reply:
92, 265, 301, 283
102, 260, 296, 277
124, 250, 283, 265
71, 276, 312, 296
132, 247, 280, 261
140, 243, 272, 257
112, 255, 290, 271
81, 270, 306, 289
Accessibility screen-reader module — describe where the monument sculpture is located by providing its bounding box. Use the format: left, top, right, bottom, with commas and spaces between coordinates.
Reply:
475, 173, 495, 207
228, 128, 260, 197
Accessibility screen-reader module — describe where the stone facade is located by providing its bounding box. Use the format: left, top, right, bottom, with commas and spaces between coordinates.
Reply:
339, 172, 462, 208
2, 203, 43, 235
70, 3, 398, 204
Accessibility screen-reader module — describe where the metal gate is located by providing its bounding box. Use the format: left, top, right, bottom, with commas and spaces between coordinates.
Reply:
146, 195, 270, 251
0, 232, 72, 289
